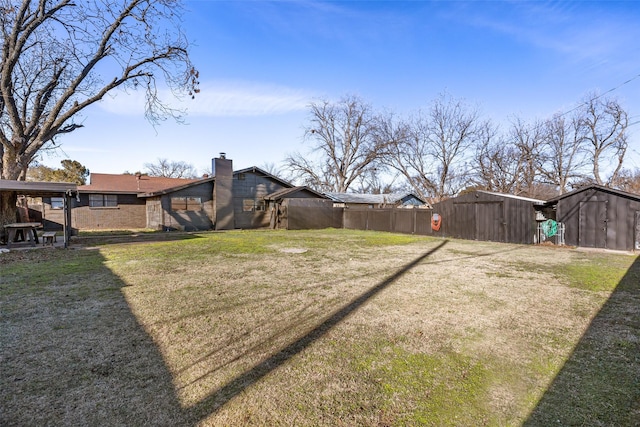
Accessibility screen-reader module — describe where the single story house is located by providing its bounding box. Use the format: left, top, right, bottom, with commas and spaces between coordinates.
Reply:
545, 184, 640, 251
67, 155, 305, 231
72, 173, 202, 230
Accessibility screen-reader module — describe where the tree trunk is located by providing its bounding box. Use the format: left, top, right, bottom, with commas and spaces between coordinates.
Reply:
0, 191, 19, 244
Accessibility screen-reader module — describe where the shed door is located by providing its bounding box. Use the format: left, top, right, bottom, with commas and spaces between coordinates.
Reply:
476, 202, 505, 243
635, 211, 640, 251
579, 201, 607, 248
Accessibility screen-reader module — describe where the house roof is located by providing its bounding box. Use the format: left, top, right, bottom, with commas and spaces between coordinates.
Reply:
545, 184, 640, 203
77, 173, 200, 194
264, 186, 326, 201
234, 166, 294, 188
324, 192, 429, 206
137, 176, 216, 198
0, 179, 77, 197
79, 167, 295, 197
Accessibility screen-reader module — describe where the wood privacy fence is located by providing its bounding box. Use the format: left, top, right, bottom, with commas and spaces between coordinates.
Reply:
282, 194, 542, 245
283, 199, 434, 236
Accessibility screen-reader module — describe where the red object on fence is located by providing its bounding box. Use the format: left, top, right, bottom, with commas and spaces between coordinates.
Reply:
431, 213, 442, 231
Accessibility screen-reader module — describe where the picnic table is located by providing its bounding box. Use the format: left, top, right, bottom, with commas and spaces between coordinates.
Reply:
4, 222, 40, 248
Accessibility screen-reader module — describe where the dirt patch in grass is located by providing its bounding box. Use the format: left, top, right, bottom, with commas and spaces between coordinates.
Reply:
1, 230, 638, 426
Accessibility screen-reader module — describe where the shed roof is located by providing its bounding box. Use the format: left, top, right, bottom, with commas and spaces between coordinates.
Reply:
474, 190, 547, 204
0, 179, 77, 196
264, 186, 326, 201
545, 184, 640, 203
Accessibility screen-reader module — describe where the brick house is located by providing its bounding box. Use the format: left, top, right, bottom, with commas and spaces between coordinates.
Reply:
66, 155, 301, 231
72, 173, 201, 229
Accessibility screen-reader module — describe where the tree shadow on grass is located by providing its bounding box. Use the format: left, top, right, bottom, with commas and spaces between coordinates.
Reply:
0, 248, 191, 426
183, 240, 449, 421
1, 238, 448, 425
71, 230, 204, 247
524, 255, 640, 426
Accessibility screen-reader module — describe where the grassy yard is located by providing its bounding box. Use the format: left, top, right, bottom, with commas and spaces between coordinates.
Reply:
1, 229, 639, 426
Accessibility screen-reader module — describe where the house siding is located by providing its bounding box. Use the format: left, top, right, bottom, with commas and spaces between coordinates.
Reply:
156, 182, 214, 231
73, 193, 146, 229
233, 171, 289, 229
39, 198, 65, 230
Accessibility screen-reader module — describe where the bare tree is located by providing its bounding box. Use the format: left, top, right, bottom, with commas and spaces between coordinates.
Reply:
387, 93, 484, 201
506, 117, 546, 197
0, 0, 198, 224
472, 125, 524, 194
538, 112, 588, 194
581, 93, 628, 186
259, 162, 284, 178
351, 166, 404, 194
285, 95, 387, 192
144, 158, 197, 179
613, 168, 640, 194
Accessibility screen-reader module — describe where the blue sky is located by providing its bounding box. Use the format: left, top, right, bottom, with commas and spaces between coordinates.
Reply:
41, 0, 640, 177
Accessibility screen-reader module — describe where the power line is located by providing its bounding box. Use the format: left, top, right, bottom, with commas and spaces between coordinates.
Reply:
554, 72, 640, 122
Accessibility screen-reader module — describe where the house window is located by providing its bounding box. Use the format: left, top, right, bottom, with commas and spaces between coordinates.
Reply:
243, 199, 255, 212
89, 194, 117, 207
243, 199, 265, 212
171, 196, 202, 211
50, 197, 64, 209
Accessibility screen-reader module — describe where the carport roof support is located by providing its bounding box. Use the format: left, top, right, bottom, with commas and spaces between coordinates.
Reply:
1, 180, 77, 248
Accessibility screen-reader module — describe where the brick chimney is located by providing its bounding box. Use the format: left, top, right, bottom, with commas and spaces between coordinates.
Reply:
213, 154, 234, 230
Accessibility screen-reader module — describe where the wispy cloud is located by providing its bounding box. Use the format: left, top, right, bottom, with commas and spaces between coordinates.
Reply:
98, 80, 314, 117
453, 2, 638, 66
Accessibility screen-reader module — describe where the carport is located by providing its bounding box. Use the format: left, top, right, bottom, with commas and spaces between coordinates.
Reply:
0, 180, 77, 248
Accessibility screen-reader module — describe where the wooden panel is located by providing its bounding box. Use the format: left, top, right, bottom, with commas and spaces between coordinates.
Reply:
415, 210, 432, 235
454, 203, 476, 240
476, 202, 504, 242
393, 210, 415, 234
579, 201, 607, 248
636, 211, 640, 251
368, 209, 392, 232
343, 208, 368, 230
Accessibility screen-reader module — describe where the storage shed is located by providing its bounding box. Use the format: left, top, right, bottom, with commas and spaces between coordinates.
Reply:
546, 185, 640, 251
264, 186, 333, 230
431, 190, 545, 244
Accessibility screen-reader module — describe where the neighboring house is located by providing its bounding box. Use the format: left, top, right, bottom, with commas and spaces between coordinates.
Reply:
431, 190, 546, 244
545, 185, 640, 251
70, 155, 302, 231
324, 192, 431, 209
